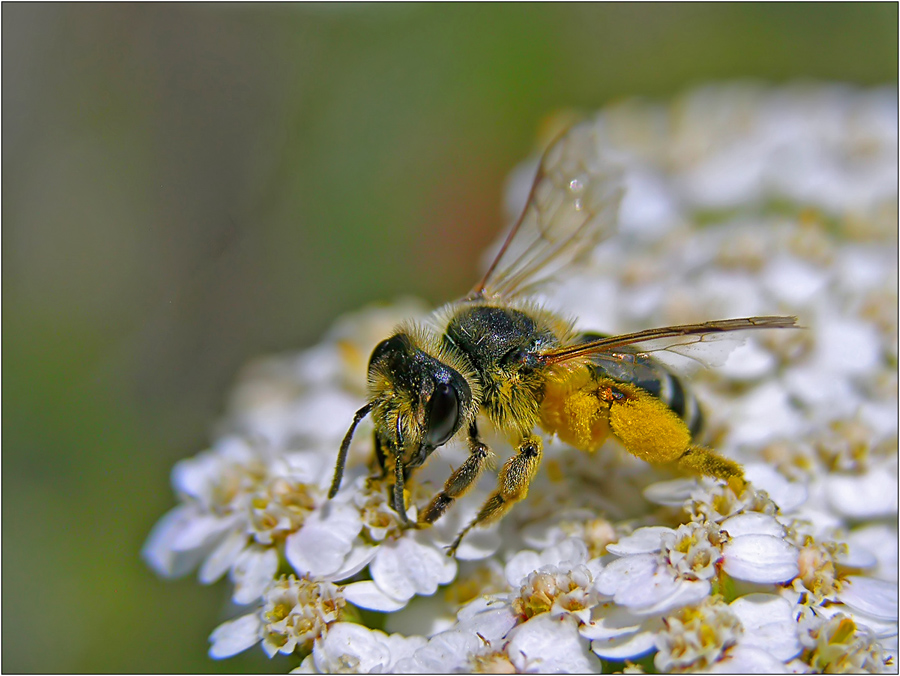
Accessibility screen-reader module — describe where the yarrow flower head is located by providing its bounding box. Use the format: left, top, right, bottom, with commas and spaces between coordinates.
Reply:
654, 596, 744, 672
145, 83, 897, 672
209, 574, 345, 659
798, 612, 893, 674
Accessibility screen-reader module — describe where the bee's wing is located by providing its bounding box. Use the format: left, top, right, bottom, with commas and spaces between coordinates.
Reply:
469, 121, 625, 300
543, 316, 800, 369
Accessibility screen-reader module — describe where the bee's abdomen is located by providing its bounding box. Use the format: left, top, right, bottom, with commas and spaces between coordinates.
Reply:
580, 333, 705, 440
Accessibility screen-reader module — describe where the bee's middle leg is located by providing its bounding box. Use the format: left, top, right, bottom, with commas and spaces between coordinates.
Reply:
419, 422, 490, 525
447, 435, 543, 556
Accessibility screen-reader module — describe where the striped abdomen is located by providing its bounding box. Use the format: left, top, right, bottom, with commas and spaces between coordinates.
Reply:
579, 333, 705, 440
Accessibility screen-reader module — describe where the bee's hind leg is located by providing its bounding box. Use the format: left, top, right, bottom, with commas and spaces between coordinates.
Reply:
419, 422, 491, 525
676, 445, 746, 492
446, 435, 543, 556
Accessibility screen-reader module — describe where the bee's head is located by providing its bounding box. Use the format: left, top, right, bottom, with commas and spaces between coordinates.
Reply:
365, 330, 475, 467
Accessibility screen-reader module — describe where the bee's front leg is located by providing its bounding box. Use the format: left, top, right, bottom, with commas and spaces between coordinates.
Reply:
447, 435, 542, 556
419, 422, 491, 525
392, 457, 412, 525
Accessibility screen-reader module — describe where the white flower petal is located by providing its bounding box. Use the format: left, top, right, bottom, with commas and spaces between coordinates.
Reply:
232, 546, 279, 605
606, 527, 673, 555
208, 613, 261, 659
837, 576, 899, 621
836, 542, 878, 570
142, 505, 214, 578
286, 391, 362, 446
708, 645, 789, 673
635, 577, 711, 616
590, 627, 658, 660
580, 604, 644, 641
597, 553, 711, 615
430, 505, 502, 561
342, 580, 408, 612
825, 469, 899, 520
596, 553, 658, 597
456, 595, 499, 621
847, 524, 899, 582
458, 606, 519, 644
199, 528, 248, 584
762, 255, 829, 306
508, 614, 602, 673
285, 503, 362, 578
721, 513, 785, 539
719, 339, 778, 380
370, 533, 457, 601
284, 450, 330, 487
729, 593, 801, 661
327, 541, 378, 582
788, 505, 844, 540
540, 538, 590, 568
379, 633, 429, 671
312, 623, 394, 673
295, 654, 315, 673
743, 463, 807, 512
505, 550, 543, 588
169, 513, 236, 553
722, 535, 798, 583
726, 381, 805, 447
643, 478, 700, 507
393, 629, 478, 673
814, 318, 882, 377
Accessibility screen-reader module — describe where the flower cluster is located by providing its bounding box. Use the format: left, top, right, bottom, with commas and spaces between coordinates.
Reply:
144, 83, 897, 672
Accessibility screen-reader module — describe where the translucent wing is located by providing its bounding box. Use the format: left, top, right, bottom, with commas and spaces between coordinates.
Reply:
543, 317, 800, 370
469, 120, 625, 300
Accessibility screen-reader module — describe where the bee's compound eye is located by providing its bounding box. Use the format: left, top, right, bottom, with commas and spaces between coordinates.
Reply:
424, 382, 460, 447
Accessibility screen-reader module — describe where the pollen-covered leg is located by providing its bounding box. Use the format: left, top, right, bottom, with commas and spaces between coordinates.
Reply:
447, 436, 543, 556
676, 446, 746, 491
603, 380, 745, 489
419, 425, 491, 525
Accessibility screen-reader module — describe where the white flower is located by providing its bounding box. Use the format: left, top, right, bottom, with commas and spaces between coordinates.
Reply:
650, 593, 800, 672
836, 576, 899, 631
506, 539, 602, 622
145, 84, 898, 672
796, 611, 893, 673
209, 575, 345, 660
581, 603, 663, 661
142, 437, 330, 604
720, 512, 799, 584
298, 622, 427, 674
284, 498, 368, 581
505, 613, 603, 673
597, 521, 731, 614
290, 452, 501, 611
392, 596, 519, 672
723, 594, 802, 666
342, 530, 457, 611
654, 596, 744, 672
595, 552, 711, 616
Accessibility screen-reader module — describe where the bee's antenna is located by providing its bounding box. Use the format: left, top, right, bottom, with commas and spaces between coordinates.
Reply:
329, 402, 373, 499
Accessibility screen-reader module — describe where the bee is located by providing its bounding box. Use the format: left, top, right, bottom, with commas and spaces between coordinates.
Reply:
328, 121, 797, 555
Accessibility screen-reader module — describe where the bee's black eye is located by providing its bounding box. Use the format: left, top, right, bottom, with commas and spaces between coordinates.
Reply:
424, 382, 460, 448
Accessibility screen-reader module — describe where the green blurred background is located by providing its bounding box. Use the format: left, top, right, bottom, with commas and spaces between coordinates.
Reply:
3, 3, 896, 672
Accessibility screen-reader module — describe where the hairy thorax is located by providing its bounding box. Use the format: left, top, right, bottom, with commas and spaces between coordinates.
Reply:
443, 303, 565, 438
